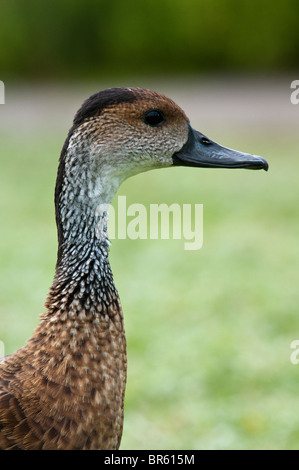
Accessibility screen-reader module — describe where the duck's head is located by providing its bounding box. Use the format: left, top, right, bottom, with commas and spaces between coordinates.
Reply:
58, 87, 268, 208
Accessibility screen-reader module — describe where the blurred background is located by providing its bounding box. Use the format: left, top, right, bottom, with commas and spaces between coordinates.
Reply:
0, 0, 299, 450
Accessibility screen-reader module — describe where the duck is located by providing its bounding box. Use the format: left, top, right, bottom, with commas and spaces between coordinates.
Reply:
0, 87, 268, 450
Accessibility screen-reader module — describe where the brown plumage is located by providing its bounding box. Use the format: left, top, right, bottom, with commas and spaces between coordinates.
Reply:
0, 87, 268, 450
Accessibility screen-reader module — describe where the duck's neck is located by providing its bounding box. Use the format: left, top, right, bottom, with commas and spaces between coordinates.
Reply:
47, 143, 122, 319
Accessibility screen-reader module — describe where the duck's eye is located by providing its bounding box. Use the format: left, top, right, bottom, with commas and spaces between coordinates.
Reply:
144, 110, 165, 127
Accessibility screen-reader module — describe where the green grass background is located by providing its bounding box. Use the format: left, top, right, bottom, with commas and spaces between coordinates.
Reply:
0, 118, 298, 449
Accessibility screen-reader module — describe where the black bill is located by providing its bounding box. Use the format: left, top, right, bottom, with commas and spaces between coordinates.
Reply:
173, 125, 268, 171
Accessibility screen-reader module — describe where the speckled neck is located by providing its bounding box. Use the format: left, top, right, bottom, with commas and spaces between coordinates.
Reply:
47, 138, 121, 318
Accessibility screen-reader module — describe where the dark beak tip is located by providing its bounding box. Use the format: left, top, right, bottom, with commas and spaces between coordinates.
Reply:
254, 156, 269, 172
